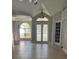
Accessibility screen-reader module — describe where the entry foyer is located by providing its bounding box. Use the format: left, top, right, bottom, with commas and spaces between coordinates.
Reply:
12, 0, 67, 59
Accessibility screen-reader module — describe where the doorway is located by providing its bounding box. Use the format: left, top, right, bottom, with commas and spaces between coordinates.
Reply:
32, 13, 52, 44
36, 23, 48, 43
35, 17, 49, 43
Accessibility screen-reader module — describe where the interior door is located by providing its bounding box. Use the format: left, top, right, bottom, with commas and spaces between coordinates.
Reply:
36, 23, 48, 43
43, 24, 48, 42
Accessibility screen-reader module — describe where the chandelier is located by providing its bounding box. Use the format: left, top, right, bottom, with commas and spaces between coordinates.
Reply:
40, 8, 44, 18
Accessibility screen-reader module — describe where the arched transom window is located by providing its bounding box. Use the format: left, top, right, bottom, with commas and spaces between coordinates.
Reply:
36, 17, 48, 21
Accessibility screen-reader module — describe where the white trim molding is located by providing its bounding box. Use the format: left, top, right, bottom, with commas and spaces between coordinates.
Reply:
62, 48, 67, 54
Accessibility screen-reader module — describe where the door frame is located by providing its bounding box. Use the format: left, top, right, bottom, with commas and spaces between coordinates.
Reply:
32, 12, 52, 44
36, 22, 48, 43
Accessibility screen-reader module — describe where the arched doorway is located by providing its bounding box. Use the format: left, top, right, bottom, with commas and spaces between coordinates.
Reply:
36, 17, 48, 43
20, 23, 31, 40
32, 13, 52, 43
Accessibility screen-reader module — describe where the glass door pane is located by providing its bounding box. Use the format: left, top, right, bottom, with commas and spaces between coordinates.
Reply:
43, 24, 48, 42
36, 24, 41, 41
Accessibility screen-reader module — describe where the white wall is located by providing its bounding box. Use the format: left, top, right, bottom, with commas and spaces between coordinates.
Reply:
51, 9, 67, 54
12, 21, 20, 44
61, 8, 67, 53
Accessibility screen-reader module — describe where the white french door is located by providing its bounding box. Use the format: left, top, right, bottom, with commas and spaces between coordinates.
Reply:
43, 24, 48, 42
36, 24, 42, 42
36, 24, 48, 43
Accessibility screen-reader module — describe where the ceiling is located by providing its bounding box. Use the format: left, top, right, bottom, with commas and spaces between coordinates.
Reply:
12, 0, 67, 17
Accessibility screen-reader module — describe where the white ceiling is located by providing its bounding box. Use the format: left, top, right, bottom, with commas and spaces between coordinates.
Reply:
12, 0, 67, 17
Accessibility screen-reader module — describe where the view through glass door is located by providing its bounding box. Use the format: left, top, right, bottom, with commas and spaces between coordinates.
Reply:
36, 24, 48, 43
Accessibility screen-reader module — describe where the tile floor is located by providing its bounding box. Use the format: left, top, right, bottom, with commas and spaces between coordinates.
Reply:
12, 41, 66, 59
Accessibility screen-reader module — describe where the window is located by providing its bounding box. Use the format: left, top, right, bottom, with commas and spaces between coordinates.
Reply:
36, 17, 48, 21
55, 22, 61, 43
20, 23, 31, 39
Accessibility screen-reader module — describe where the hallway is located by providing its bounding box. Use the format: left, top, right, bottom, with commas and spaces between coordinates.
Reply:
13, 41, 66, 59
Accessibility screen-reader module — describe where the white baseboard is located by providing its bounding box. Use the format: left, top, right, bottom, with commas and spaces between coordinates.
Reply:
62, 48, 67, 54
